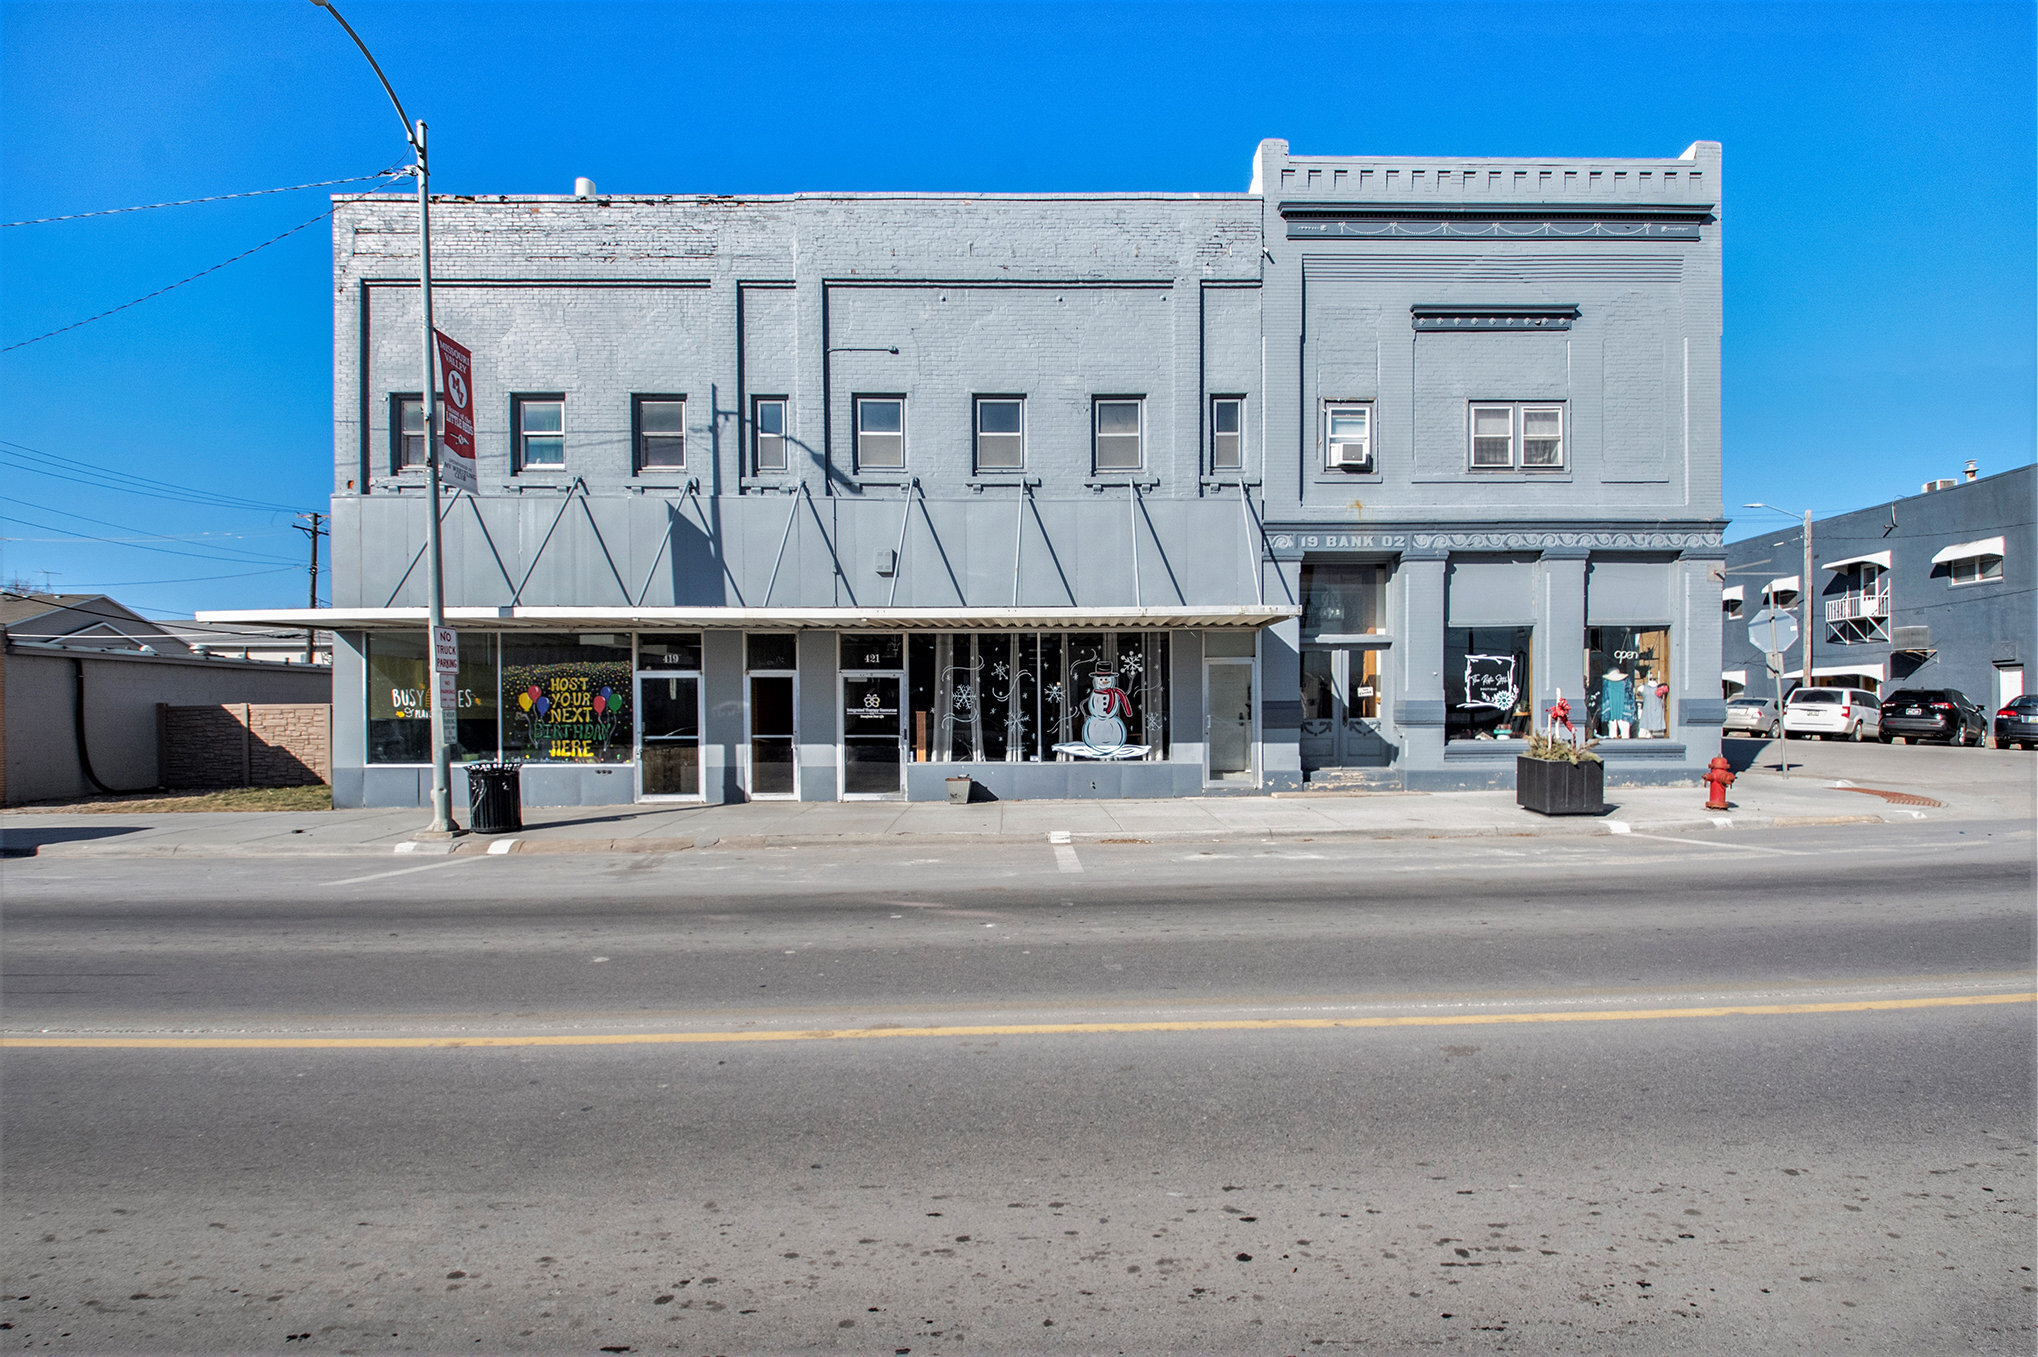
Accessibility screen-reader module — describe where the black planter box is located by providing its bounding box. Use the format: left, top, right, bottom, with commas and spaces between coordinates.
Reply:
1515, 755, 1604, 816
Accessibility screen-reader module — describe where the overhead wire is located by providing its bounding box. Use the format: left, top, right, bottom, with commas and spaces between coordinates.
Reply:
0, 438, 308, 513
2, 165, 409, 354
0, 510, 305, 566
0, 166, 409, 228
0, 494, 301, 557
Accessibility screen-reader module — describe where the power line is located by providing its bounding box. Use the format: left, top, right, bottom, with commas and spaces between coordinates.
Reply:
0, 438, 306, 513
2, 191, 404, 353
1, 166, 409, 228
0, 510, 306, 566
66, 567, 304, 587
0, 493, 301, 558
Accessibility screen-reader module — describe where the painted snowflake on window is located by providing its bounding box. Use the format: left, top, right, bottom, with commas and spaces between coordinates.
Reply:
1044, 681, 1064, 705
1145, 711, 1165, 735
953, 684, 974, 713
990, 661, 1010, 681
1119, 651, 1144, 678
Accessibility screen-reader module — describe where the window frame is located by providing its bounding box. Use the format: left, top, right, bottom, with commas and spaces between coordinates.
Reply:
1949, 554, 2005, 586
1468, 401, 1568, 472
1210, 395, 1246, 473
632, 394, 687, 474
390, 392, 438, 474
1322, 401, 1374, 472
511, 393, 567, 473
1092, 396, 1145, 474
854, 394, 906, 473
752, 395, 789, 476
973, 395, 1026, 474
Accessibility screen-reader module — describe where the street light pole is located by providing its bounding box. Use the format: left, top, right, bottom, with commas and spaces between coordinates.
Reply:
310, 0, 456, 834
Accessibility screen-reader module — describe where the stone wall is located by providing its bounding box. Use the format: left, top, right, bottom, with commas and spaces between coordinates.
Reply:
160, 703, 331, 789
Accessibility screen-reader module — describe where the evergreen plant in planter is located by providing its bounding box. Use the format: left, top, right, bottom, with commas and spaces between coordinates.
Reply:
1516, 727, 1604, 816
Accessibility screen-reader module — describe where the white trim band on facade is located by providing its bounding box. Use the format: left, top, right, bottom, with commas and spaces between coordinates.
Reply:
196, 604, 1301, 632
1720, 585, 1744, 603
1820, 549, 1893, 572
1764, 575, 1801, 595
1722, 669, 1747, 685
1930, 536, 2005, 566
1810, 661, 1886, 680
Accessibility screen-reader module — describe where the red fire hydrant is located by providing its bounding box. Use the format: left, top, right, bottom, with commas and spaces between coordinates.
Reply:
1704, 755, 1735, 811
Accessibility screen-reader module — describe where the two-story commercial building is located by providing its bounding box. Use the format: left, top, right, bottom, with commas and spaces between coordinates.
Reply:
205, 137, 1727, 807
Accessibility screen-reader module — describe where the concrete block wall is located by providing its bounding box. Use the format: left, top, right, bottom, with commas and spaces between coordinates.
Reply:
160, 703, 332, 788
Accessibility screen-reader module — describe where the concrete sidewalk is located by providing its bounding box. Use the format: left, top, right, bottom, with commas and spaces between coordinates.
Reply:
1, 765, 1957, 860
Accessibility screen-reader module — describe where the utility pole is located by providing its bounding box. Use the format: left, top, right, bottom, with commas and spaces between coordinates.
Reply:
310, 0, 458, 835
1800, 509, 1815, 691
293, 511, 326, 663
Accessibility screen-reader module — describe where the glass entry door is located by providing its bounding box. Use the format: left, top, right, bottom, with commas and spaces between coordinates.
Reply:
841, 673, 905, 797
747, 675, 797, 798
635, 672, 701, 799
1299, 646, 1389, 771
1205, 658, 1255, 784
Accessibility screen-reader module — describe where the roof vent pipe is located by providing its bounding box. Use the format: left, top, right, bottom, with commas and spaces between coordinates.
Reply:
1964, 460, 1978, 482
574, 177, 596, 199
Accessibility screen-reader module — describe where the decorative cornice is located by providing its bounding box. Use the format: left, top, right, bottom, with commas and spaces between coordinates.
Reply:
1265, 527, 1724, 558
1287, 217, 1703, 242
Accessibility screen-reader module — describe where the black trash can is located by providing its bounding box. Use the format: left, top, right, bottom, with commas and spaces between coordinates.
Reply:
467, 762, 523, 834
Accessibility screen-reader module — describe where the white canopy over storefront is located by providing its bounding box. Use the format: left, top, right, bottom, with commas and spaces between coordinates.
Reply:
199, 604, 1300, 632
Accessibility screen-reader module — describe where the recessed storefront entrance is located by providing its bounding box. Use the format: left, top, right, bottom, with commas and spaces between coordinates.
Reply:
1299, 645, 1390, 770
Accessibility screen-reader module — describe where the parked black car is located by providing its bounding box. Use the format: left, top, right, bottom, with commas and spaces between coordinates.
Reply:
1878, 688, 1989, 745
1994, 694, 2038, 750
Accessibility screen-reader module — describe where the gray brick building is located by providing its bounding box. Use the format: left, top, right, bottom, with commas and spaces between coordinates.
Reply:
1720, 463, 2034, 715
209, 136, 1728, 807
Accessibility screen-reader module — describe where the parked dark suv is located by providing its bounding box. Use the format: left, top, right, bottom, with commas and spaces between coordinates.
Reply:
1878, 688, 1988, 745
1994, 694, 2038, 750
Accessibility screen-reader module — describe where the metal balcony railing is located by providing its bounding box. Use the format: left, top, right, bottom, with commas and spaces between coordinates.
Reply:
1825, 592, 1890, 623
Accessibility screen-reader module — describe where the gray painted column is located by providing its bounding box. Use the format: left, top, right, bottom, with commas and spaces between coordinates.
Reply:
797, 630, 838, 801
1171, 629, 1205, 785
1538, 549, 1589, 725
331, 631, 368, 807
1260, 616, 1303, 790
702, 629, 743, 804
1395, 551, 1447, 771
1677, 550, 1728, 760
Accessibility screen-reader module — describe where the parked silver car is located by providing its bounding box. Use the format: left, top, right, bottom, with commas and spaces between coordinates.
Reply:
1782, 686, 1883, 741
1723, 695, 1781, 737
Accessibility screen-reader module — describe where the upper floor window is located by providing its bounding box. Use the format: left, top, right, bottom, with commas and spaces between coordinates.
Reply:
634, 396, 685, 472
1949, 554, 2004, 585
1211, 397, 1244, 472
974, 397, 1025, 472
1935, 535, 2007, 586
1324, 402, 1372, 472
1469, 402, 1564, 471
855, 396, 904, 471
1093, 398, 1143, 472
392, 394, 436, 472
753, 397, 788, 474
513, 395, 565, 471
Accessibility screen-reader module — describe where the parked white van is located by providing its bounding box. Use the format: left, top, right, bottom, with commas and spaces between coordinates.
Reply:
1781, 686, 1882, 741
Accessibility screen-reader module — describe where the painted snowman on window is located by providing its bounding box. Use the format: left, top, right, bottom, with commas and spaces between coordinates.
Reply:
1053, 665, 1151, 760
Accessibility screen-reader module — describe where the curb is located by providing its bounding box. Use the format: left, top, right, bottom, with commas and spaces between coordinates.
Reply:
4, 812, 1898, 858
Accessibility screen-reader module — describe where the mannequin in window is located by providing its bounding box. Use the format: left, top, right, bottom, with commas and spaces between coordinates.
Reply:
1639, 674, 1667, 738
1601, 665, 1634, 739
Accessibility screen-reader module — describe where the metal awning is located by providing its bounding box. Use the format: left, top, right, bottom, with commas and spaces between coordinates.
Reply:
1722, 668, 1747, 685
1764, 575, 1801, 596
1820, 549, 1892, 572
1930, 535, 2005, 565
1720, 585, 1744, 603
1810, 661, 1886, 681
196, 604, 1301, 632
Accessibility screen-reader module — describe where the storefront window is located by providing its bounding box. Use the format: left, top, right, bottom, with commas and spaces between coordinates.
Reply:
1586, 627, 1672, 739
366, 632, 498, 764
501, 633, 633, 763
1446, 626, 1532, 741
638, 632, 702, 671
1300, 563, 1383, 635
907, 632, 1169, 763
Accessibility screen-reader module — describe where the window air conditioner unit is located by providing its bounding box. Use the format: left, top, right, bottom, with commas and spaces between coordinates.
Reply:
1327, 437, 1372, 471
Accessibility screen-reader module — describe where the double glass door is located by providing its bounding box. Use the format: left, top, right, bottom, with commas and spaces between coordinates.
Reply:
1299, 646, 1389, 770
635, 672, 701, 799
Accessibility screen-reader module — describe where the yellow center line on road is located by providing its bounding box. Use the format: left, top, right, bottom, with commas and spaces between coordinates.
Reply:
3, 992, 2030, 1051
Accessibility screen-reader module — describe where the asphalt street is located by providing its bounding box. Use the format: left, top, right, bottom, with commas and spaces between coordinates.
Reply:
3, 811, 2034, 1354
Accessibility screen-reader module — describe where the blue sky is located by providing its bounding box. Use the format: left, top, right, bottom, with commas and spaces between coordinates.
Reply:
1, 0, 2032, 617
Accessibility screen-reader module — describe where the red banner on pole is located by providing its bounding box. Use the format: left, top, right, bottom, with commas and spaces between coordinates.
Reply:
433, 329, 476, 493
